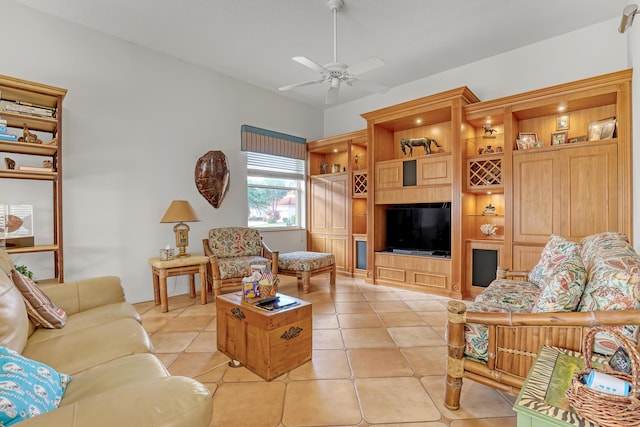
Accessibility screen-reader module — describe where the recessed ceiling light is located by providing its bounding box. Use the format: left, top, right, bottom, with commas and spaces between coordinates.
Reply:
416, 119, 422, 124
333, 149, 338, 152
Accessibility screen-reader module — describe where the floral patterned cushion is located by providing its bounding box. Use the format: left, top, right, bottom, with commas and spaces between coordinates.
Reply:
528, 235, 580, 287
578, 232, 640, 355
278, 252, 335, 272
578, 232, 640, 313
208, 227, 263, 258
473, 279, 542, 313
464, 284, 539, 362
532, 253, 587, 313
217, 256, 271, 280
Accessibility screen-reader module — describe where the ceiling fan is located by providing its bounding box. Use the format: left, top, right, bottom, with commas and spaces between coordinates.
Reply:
279, 0, 388, 105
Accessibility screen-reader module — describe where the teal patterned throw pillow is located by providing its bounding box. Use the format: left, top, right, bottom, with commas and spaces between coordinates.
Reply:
0, 346, 71, 426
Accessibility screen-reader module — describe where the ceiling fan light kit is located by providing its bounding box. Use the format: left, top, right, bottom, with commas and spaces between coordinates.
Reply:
279, 0, 388, 104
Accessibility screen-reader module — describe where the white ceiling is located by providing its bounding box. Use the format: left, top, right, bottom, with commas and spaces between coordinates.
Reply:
13, 0, 630, 109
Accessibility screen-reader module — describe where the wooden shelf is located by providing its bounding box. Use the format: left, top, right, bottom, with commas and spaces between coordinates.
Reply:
0, 169, 57, 180
0, 110, 58, 133
0, 140, 57, 156
35, 278, 61, 285
512, 138, 617, 155
6, 244, 59, 254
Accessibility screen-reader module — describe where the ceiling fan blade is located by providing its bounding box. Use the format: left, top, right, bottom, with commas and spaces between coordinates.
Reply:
347, 57, 385, 76
349, 78, 389, 94
292, 56, 329, 73
325, 86, 339, 105
279, 79, 324, 91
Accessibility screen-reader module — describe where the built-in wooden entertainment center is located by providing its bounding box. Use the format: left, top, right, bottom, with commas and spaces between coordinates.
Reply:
307, 69, 633, 299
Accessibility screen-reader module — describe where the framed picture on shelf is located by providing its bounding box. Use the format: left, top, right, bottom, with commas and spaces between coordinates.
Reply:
516, 132, 537, 150
551, 131, 568, 145
588, 117, 617, 141
568, 135, 587, 144
518, 132, 537, 145
556, 114, 570, 130
600, 118, 617, 139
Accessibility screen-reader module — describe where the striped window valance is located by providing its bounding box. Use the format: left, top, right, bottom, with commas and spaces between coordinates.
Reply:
241, 124, 307, 160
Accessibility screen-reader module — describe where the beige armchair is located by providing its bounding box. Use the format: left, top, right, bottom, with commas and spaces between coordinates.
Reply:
202, 226, 278, 296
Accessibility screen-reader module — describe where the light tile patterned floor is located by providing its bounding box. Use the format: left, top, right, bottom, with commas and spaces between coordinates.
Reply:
134, 275, 517, 427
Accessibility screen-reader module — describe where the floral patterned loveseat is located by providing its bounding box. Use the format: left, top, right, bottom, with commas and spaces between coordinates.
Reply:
202, 227, 278, 296
445, 232, 640, 410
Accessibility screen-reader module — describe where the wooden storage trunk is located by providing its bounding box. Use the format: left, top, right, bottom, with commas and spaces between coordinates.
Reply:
216, 293, 312, 381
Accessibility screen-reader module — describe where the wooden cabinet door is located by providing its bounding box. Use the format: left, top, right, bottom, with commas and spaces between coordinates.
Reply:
513, 144, 618, 246
308, 233, 348, 273
328, 235, 349, 272
560, 143, 618, 242
417, 154, 452, 185
310, 177, 328, 233
375, 160, 403, 189
309, 233, 328, 253
512, 151, 561, 244
310, 174, 348, 233
328, 174, 348, 234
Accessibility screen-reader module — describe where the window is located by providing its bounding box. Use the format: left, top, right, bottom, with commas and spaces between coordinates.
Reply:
247, 152, 305, 229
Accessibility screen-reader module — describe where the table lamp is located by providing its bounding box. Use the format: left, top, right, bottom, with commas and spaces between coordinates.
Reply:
160, 200, 200, 257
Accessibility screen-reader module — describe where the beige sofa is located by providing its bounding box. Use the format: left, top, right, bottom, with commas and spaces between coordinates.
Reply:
0, 250, 212, 426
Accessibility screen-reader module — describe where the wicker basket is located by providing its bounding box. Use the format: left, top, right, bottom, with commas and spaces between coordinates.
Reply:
566, 327, 640, 427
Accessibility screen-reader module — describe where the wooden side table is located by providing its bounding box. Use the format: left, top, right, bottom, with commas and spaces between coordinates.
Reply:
148, 255, 210, 312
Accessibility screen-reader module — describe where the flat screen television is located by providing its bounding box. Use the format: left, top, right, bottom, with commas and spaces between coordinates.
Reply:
385, 203, 451, 257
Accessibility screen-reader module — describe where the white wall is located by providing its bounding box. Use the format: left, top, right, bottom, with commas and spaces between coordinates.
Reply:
324, 17, 640, 250
1, 0, 322, 303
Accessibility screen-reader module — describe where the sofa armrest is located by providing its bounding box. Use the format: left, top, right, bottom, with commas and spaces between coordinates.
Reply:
16, 376, 212, 427
496, 266, 529, 281
462, 306, 640, 327
261, 240, 279, 275
38, 276, 126, 316
444, 300, 640, 410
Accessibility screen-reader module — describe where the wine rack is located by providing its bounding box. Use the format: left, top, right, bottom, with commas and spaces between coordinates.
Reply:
353, 170, 367, 197
467, 155, 503, 191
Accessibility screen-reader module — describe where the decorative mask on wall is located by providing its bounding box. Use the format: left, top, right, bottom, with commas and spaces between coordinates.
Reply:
195, 150, 230, 209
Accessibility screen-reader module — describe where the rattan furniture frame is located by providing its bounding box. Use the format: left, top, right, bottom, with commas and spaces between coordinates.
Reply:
444, 269, 640, 411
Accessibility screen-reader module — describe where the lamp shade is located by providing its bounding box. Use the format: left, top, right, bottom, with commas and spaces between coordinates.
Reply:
160, 200, 200, 223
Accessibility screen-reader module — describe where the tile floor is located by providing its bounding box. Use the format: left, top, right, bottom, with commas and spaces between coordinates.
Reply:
134, 275, 517, 427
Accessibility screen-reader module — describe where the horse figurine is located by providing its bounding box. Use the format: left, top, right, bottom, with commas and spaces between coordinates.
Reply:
482, 125, 497, 136
400, 137, 441, 157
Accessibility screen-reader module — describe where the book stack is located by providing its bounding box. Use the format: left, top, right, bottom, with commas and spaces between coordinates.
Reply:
0, 118, 17, 142
0, 100, 56, 118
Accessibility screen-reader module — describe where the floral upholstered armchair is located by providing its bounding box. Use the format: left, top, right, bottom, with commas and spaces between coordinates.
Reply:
202, 227, 278, 296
